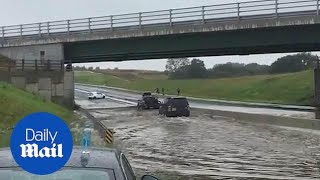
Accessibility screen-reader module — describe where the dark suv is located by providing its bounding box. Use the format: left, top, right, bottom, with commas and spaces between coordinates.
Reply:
142, 92, 152, 97
137, 92, 160, 110
159, 97, 190, 117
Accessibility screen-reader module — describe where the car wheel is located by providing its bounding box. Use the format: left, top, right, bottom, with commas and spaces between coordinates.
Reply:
93, 96, 96, 99
103, 96, 105, 99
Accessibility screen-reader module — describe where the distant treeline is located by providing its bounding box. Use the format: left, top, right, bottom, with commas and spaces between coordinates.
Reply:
165, 52, 318, 79
73, 52, 318, 79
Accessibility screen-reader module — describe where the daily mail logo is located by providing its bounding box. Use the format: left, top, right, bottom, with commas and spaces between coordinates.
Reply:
20, 129, 63, 158
10, 112, 73, 175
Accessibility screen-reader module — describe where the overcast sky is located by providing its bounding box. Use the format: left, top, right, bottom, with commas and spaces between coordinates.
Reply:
0, 0, 315, 71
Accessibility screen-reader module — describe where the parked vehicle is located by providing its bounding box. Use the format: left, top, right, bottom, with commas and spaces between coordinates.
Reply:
159, 97, 190, 117
88, 92, 106, 99
142, 92, 152, 97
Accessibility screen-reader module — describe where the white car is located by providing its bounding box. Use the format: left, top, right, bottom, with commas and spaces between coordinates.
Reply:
88, 92, 106, 99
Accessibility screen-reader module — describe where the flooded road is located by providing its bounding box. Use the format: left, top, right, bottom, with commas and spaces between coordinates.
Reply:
75, 88, 320, 179
75, 84, 316, 119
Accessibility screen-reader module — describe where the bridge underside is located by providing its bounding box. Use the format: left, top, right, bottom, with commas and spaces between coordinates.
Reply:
64, 23, 320, 63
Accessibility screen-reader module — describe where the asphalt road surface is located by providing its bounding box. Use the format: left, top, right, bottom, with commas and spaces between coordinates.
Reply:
75, 87, 320, 180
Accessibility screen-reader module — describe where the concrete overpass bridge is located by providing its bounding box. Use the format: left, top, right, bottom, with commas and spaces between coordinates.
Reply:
2, 0, 320, 107
1, 0, 320, 63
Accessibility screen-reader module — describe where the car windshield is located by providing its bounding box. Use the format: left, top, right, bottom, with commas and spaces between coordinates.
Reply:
0, 168, 115, 180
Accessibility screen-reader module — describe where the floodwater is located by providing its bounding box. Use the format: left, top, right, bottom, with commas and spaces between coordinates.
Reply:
75, 84, 316, 119
75, 87, 320, 179
88, 109, 320, 179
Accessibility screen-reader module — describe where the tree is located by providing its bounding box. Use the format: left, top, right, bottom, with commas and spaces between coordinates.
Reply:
208, 62, 271, 78
186, 58, 208, 78
270, 52, 317, 74
88, 67, 93, 71
73, 66, 81, 70
165, 58, 190, 73
95, 67, 100, 70
81, 66, 86, 70
245, 63, 270, 75
170, 65, 190, 79
209, 62, 247, 78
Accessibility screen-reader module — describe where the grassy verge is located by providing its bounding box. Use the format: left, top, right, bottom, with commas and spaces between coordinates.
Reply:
0, 82, 77, 147
75, 70, 314, 105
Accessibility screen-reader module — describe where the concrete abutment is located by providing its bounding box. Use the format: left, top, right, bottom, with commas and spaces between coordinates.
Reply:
0, 43, 74, 109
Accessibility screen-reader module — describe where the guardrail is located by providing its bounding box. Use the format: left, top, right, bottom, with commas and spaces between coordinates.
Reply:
0, 0, 319, 39
0, 59, 64, 72
78, 107, 114, 144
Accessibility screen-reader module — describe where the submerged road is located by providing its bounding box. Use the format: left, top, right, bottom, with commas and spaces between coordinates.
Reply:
75, 84, 315, 119
75, 86, 320, 179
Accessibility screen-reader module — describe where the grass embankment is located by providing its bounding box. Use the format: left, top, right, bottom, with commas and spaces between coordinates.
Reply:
0, 82, 77, 147
75, 70, 314, 105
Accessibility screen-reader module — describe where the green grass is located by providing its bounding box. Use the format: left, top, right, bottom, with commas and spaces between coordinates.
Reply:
75, 70, 314, 105
0, 82, 77, 147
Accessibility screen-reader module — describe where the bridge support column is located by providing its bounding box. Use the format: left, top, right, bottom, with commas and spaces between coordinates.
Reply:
314, 68, 320, 107
63, 71, 75, 109
314, 67, 320, 119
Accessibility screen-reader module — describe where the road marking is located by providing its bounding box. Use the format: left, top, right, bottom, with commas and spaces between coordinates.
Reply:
75, 88, 90, 93
75, 88, 136, 105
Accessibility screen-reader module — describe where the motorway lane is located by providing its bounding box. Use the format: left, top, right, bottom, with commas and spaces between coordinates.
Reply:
75, 89, 135, 109
85, 107, 320, 179
75, 85, 320, 179
75, 84, 315, 119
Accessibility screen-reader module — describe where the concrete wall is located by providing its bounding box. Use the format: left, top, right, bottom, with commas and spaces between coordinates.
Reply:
8, 70, 74, 109
0, 43, 64, 60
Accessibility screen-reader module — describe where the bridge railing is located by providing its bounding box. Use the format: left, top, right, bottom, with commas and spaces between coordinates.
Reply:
0, 59, 64, 72
0, 0, 319, 39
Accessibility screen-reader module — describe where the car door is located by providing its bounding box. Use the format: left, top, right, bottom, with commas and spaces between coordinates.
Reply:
97, 93, 102, 98
120, 153, 136, 180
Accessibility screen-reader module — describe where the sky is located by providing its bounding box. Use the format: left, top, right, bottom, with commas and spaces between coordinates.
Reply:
0, 0, 315, 71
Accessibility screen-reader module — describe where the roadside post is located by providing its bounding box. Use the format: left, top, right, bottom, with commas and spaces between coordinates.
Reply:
105, 129, 113, 144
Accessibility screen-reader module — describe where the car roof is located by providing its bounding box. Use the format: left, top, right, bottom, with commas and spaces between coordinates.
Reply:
166, 97, 187, 99
0, 146, 122, 169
